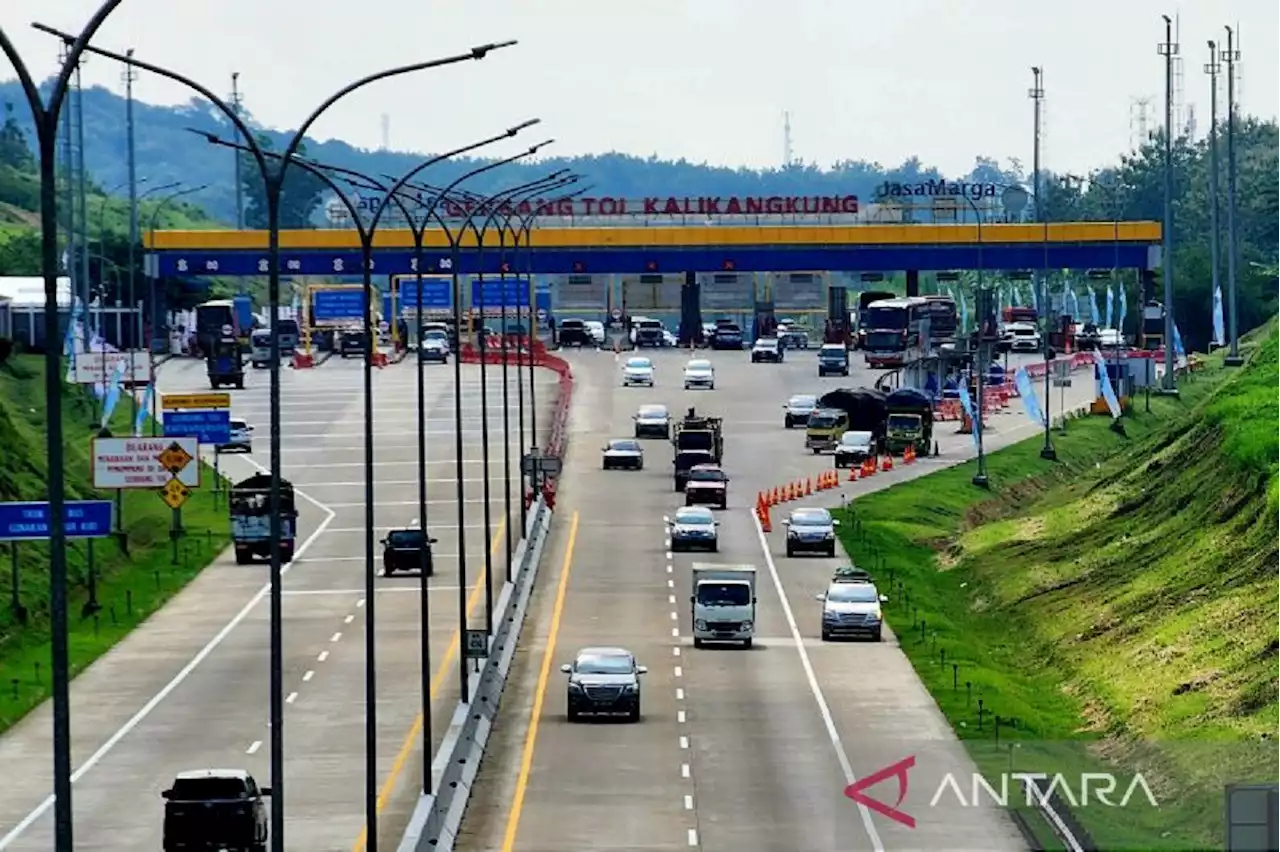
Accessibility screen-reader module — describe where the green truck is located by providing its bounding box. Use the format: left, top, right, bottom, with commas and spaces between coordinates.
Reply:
883, 388, 934, 455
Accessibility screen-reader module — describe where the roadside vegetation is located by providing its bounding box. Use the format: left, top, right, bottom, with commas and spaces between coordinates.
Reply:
835, 322, 1278, 850
0, 355, 228, 734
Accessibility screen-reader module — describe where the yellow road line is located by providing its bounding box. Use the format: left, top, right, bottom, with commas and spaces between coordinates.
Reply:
501, 511, 580, 852
352, 518, 506, 852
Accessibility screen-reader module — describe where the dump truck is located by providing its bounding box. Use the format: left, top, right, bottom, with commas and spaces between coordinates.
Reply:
230, 474, 299, 565
812, 388, 888, 451
672, 408, 724, 462
690, 564, 757, 648
883, 387, 934, 455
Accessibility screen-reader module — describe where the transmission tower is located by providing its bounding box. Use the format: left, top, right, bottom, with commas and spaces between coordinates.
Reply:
1129, 97, 1154, 149
782, 110, 794, 168
1171, 14, 1188, 139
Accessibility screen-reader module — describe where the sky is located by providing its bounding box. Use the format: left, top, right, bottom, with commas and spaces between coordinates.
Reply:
1, 0, 1276, 179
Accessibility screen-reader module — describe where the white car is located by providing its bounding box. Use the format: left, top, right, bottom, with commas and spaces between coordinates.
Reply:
1003, 322, 1041, 352
633, 403, 671, 439
418, 330, 450, 363
833, 430, 875, 468
662, 329, 679, 347
622, 356, 656, 386
683, 359, 715, 390
584, 320, 606, 346
217, 418, 253, 453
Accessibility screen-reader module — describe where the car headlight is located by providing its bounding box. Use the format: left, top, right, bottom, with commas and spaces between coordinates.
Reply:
695, 619, 708, 631
621, 683, 639, 694
739, 620, 753, 632
825, 531, 835, 540
866, 613, 882, 623
567, 681, 584, 692
823, 611, 839, 622
787, 530, 798, 538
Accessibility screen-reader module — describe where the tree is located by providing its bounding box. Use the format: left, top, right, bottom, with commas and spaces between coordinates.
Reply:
0, 102, 35, 171
239, 134, 328, 229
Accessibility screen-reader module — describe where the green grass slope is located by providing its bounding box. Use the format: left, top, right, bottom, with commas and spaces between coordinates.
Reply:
836, 324, 1278, 850
0, 355, 228, 733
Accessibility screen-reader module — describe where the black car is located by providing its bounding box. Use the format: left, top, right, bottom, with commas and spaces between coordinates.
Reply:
817, 344, 850, 376
380, 528, 437, 576
162, 769, 271, 852
633, 324, 664, 348
710, 323, 744, 350
339, 330, 366, 358
561, 647, 647, 722
558, 318, 592, 347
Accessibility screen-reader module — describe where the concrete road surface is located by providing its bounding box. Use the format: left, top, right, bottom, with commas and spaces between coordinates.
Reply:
0, 354, 559, 851
456, 345, 1099, 852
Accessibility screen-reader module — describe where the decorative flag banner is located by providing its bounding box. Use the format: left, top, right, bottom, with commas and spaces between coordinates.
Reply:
99, 357, 128, 429
1067, 289, 1079, 320
1088, 285, 1100, 324
1172, 322, 1185, 357
1212, 285, 1225, 346
134, 383, 154, 437
1105, 285, 1115, 329
1014, 366, 1046, 427
1092, 350, 1122, 419
959, 291, 968, 332
956, 381, 981, 451
1012, 283, 1021, 306
1029, 284, 1038, 311
1118, 283, 1128, 333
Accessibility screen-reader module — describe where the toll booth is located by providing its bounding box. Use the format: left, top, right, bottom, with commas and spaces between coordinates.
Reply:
1140, 300, 1165, 350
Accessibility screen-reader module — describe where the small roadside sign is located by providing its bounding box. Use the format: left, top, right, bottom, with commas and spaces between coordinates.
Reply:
463, 629, 489, 660
163, 409, 232, 445
0, 500, 114, 541
159, 479, 192, 510
162, 392, 231, 411
157, 441, 195, 475
1053, 378, 1073, 388
93, 436, 200, 489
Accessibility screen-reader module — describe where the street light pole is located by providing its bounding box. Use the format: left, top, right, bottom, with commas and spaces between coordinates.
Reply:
1157, 15, 1179, 392
1029, 66, 1056, 460
1204, 41, 1223, 356
1222, 26, 1243, 366
145, 183, 206, 350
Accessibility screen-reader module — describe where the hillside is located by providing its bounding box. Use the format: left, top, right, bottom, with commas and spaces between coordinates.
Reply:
0, 357, 227, 732
836, 324, 1278, 849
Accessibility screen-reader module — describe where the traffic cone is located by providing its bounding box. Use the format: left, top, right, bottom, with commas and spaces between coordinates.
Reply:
770, 487, 779, 505
848, 466, 859, 482
862, 458, 876, 477
881, 454, 894, 472
805, 478, 813, 496
760, 506, 772, 533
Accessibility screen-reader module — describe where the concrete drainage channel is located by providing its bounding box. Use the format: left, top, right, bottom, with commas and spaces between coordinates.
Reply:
394, 499, 553, 852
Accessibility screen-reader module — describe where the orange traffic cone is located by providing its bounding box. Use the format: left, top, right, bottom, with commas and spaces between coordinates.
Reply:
769, 487, 778, 506
760, 506, 772, 533
904, 445, 916, 464
881, 454, 894, 472
782, 483, 793, 502
862, 458, 876, 477
847, 465, 859, 482
805, 478, 813, 496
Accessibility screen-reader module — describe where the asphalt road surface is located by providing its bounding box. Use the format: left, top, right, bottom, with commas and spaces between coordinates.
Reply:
456, 345, 1099, 852
0, 353, 559, 851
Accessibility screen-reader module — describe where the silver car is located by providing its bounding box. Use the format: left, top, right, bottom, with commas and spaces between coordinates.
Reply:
622, 356, 655, 386
783, 507, 840, 557
668, 506, 718, 552
633, 404, 671, 439
783, 394, 818, 429
602, 438, 644, 470
817, 579, 886, 641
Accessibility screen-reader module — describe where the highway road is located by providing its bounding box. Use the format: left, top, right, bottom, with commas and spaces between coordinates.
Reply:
457, 345, 1099, 852
0, 353, 559, 851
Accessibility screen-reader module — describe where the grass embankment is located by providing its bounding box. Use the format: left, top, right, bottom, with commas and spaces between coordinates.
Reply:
0, 355, 228, 733
836, 325, 1278, 851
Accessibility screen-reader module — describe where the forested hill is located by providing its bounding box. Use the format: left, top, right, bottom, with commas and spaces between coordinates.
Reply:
0, 78, 1026, 227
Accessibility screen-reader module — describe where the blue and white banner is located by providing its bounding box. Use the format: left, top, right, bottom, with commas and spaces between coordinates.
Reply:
1029, 283, 1038, 311
99, 357, 128, 429
1067, 289, 1079, 320
956, 381, 981, 450
1172, 322, 1185, 357
1092, 350, 1122, 419
1012, 283, 1021, 306
1088, 285, 1100, 324
134, 383, 154, 437
1117, 283, 1128, 332
1013, 366, 1046, 427
959, 291, 968, 332
1212, 285, 1225, 346
1105, 285, 1115, 329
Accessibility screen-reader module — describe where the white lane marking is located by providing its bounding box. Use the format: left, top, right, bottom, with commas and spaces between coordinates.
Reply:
677, 710, 686, 723
356, 598, 366, 607
666, 565, 673, 574
672, 647, 680, 657
246, 740, 262, 755
670, 612, 678, 621
663, 515, 670, 523
302, 670, 315, 682
675, 688, 685, 700
667, 579, 674, 589
751, 512, 885, 852
684, 794, 694, 810
688, 828, 698, 846
668, 594, 676, 604
674, 666, 683, 678
330, 632, 343, 643
680, 735, 689, 749
317, 650, 329, 663
665, 550, 673, 559
325, 523, 485, 533
0, 473, 337, 850
344, 614, 355, 624
681, 763, 691, 778
670, 627, 679, 637
286, 692, 298, 705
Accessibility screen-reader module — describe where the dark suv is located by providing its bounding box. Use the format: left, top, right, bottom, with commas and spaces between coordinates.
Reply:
711, 323, 744, 350
558, 318, 592, 347
339, 330, 366, 358
380, 528, 437, 576
162, 769, 271, 852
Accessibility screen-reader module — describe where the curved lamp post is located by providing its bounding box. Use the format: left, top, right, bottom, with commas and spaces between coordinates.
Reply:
30, 24, 517, 852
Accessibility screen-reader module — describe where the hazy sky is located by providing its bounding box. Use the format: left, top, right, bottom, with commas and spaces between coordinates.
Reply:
2, 0, 1276, 178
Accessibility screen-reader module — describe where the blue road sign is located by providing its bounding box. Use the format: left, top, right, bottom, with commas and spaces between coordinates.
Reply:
397, 279, 453, 311
164, 409, 232, 445
0, 500, 114, 541
470, 279, 531, 308
312, 288, 368, 322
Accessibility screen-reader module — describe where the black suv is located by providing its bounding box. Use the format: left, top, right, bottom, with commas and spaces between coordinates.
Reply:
162, 769, 271, 852
558, 318, 592, 347
561, 646, 647, 722
339, 330, 366, 358
381, 528, 437, 576
711, 323, 745, 350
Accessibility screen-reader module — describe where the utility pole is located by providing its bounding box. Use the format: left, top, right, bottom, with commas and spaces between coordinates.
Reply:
75, 60, 91, 338
231, 73, 245, 229
1157, 15, 1178, 393
1030, 65, 1055, 461
59, 43, 77, 353
125, 50, 141, 397
1203, 42, 1222, 349
1222, 26, 1243, 366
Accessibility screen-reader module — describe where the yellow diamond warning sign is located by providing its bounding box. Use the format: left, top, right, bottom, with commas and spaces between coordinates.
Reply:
159, 478, 192, 510
156, 442, 194, 475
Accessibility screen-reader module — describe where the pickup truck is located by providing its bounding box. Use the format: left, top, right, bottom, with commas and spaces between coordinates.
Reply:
162, 769, 271, 852
691, 564, 756, 648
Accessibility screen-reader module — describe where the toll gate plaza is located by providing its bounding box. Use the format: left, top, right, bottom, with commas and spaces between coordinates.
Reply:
144, 191, 1161, 336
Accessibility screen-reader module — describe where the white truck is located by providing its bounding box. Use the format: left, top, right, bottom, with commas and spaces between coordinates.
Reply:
690, 565, 757, 648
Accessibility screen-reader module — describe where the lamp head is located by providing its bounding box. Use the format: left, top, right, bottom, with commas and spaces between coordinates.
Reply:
472, 39, 518, 59
528, 139, 555, 154
507, 118, 541, 136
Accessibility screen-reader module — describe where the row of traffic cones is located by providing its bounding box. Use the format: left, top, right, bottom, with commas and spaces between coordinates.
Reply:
755, 471, 846, 531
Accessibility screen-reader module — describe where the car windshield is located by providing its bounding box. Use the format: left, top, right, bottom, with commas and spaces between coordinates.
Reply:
230, 420, 248, 431
676, 508, 714, 524
637, 405, 668, 418
820, 347, 846, 359
808, 412, 841, 428
561, 320, 585, 329
756, 339, 777, 348
696, 583, 750, 606
171, 777, 249, 800
387, 529, 425, 548
790, 510, 831, 527
841, 432, 871, 446
887, 414, 919, 431
686, 360, 711, 370
689, 468, 725, 482
864, 331, 905, 350
608, 439, 641, 451
827, 584, 879, 604
575, 654, 633, 674
251, 331, 271, 345
789, 395, 817, 408
626, 358, 651, 369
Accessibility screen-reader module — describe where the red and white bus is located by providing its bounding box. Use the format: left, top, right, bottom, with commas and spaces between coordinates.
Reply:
861, 297, 929, 368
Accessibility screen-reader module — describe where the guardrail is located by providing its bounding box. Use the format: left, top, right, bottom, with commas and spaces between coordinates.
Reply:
396, 349, 574, 852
